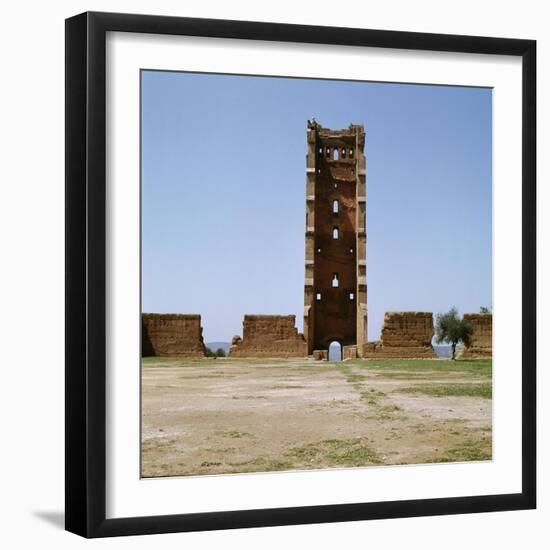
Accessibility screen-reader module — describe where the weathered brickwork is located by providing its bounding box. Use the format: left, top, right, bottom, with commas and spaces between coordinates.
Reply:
142, 313, 206, 357
313, 350, 328, 361
362, 312, 437, 359
229, 315, 307, 358
457, 313, 493, 358
342, 345, 358, 360
303, 120, 368, 356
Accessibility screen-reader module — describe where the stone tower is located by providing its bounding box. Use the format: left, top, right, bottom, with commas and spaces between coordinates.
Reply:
303, 120, 367, 356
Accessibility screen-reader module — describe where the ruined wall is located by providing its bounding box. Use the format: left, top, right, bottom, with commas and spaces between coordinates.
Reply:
343, 345, 358, 360
229, 315, 307, 358
362, 312, 437, 359
457, 313, 493, 358
142, 313, 206, 357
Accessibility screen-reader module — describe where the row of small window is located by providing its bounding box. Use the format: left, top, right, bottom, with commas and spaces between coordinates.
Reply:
316, 283, 356, 299
318, 145, 354, 161
316, 246, 355, 254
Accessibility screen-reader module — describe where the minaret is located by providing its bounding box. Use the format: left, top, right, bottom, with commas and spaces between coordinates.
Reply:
303, 120, 367, 357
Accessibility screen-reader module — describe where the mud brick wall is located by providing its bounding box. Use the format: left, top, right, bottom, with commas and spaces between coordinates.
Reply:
458, 313, 493, 358
142, 313, 206, 357
381, 312, 435, 347
343, 345, 358, 360
313, 350, 328, 360
229, 315, 307, 358
362, 312, 436, 359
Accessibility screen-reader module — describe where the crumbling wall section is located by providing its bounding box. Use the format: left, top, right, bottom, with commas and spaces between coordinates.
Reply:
229, 315, 307, 358
142, 313, 206, 357
457, 313, 493, 358
362, 312, 437, 359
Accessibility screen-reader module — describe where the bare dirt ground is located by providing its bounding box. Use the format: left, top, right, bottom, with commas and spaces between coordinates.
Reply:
141, 357, 492, 477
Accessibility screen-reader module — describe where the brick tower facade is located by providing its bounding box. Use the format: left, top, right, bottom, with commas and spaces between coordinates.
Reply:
303, 120, 367, 356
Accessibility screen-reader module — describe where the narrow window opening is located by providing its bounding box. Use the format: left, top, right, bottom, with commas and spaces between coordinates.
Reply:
318, 147, 323, 157
332, 227, 339, 240
332, 273, 339, 288
349, 292, 355, 300
342, 147, 347, 158
332, 199, 339, 214
333, 148, 339, 161
316, 292, 322, 301
317, 247, 322, 253
325, 146, 331, 158
349, 147, 354, 158
334, 183, 338, 189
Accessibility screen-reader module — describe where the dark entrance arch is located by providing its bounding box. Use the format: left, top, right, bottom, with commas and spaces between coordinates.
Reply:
328, 341, 342, 362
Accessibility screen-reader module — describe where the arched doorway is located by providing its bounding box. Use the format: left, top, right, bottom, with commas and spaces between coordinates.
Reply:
328, 341, 342, 362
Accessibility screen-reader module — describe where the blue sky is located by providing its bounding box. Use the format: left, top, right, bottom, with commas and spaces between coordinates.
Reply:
141, 71, 492, 343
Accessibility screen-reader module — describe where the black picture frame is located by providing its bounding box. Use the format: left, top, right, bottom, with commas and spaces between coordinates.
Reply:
65, 11, 536, 538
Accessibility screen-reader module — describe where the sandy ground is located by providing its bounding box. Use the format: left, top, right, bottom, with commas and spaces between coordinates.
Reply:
141, 357, 492, 477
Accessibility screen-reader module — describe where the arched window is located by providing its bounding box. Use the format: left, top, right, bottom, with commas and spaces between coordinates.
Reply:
333, 148, 339, 161
332, 227, 339, 239
349, 147, 354, 158
316, 292, 322, 301
325, 146, 331, 158
332, 199, 339, 214
349, 292, 355, 300
342, 147, 347, 158
332, 273, 339, 287
318, 146, 323, 158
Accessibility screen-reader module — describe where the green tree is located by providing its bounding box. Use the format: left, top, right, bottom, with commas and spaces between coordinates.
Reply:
479, 306, 491, 314
435, 307, 473, 360
205, 346, 216, 358
215, 348, 226, 358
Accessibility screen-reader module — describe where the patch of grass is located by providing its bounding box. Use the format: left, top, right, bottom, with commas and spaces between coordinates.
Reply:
232, 395, 268, 400
227, 457, 295, 472
267, 385, 307, 390
428, 439, 492, 463
378, 404, 403, 413
286, 437, 382, 467
141, 436, 176, 453
142, 357, 213, 367
346, 358, 492, 378
398, 383, 492, 399
218, 430, 255, 439
375, 372, 442, 380
178, 373, 233, 379
345, 373, 367, 384
203, 447, 236, 453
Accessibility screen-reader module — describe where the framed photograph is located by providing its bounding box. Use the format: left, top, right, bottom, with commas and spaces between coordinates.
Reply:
65, 11, 536, 538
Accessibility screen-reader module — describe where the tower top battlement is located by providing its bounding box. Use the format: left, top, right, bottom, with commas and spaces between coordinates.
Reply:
307, 119, 365, 139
